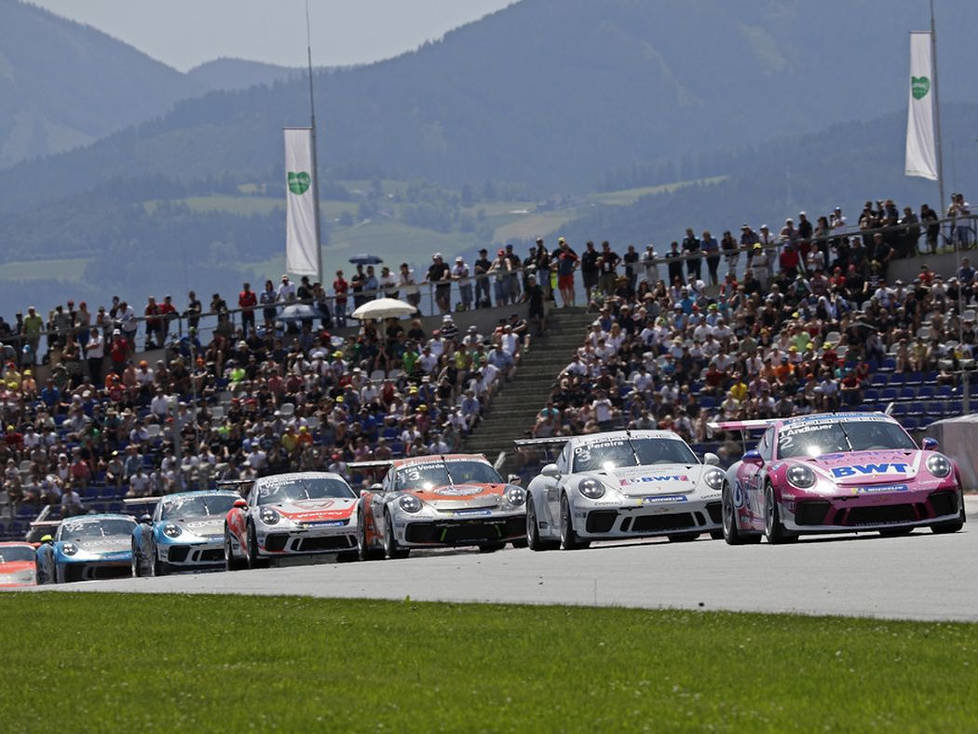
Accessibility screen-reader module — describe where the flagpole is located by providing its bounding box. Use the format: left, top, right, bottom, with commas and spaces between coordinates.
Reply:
930, 0, 945, 212
305, 0, 324, 286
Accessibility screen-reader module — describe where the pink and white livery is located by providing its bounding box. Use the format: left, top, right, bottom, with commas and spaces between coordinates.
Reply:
711, 412, 966, 544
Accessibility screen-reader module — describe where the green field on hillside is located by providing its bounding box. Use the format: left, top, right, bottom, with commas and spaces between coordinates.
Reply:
2, 593, 975, 732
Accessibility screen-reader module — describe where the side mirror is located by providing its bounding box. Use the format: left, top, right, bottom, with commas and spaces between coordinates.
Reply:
370, 483, 384, 492
541, 463, 560, 478
233, 498, 247, 509
921, 437, 939, 451
703, 452, 720, 467
742, 450, 764, 467
507, 474, 522, 486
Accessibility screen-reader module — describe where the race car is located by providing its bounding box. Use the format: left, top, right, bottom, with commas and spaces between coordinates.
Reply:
39, 514, 137, 583
0, 542, 37, 587
352, 454, 527, 559
223, 472, 359, 569
130, 490, 242, 576
519, 431, 725, 550
711, 412, 966, 544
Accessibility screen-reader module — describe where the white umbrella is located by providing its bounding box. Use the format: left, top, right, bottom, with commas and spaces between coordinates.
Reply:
351, 298, 416, 321
278, 303, 318, 322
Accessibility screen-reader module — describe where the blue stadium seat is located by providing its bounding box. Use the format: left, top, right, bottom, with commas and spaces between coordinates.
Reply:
903, 372, 923, 386
899, 386, 917, 401
869, 373, 888, 387
917, 385, 935, 399
880, 387, 898, 402
888, 372, 905, 385
108, 502, 123, 513
936, 385, 954, 399
82, 486, 99, 501
879, 357, 897, 372
699, 395, 716, 409
902, 416, 920, 431
904, 401, 924, 417
863, 388, 880, 402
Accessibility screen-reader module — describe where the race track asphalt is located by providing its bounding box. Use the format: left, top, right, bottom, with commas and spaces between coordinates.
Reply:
31, 497, 978, 622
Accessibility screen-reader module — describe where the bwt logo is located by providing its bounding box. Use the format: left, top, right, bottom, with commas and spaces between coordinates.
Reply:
831, 463, 909, 478
622, 475, 688, 486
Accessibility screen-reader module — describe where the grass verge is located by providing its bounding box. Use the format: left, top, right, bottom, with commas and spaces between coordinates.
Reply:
2, 594, 976, 732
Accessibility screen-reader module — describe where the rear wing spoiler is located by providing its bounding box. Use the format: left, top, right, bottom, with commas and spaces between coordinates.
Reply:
706, 419, 780, 433
347, 461, 394, 471
513, 437, 571, 448
28, 520, 62, 529
123, 497, 159, 508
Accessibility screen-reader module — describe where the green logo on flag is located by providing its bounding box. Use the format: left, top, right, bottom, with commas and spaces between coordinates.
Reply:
288, 171, 311, 195
911, 76, 930, 100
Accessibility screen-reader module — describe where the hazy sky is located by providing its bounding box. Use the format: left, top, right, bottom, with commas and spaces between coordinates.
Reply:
30, 0, 515, 71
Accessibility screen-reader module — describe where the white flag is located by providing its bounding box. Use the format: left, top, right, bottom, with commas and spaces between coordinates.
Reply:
284, 127, 319, 276
905, 31, 938, 181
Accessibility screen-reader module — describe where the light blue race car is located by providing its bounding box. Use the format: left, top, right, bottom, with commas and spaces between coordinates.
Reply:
43, 514, 136, 583
130, 490, 241, 576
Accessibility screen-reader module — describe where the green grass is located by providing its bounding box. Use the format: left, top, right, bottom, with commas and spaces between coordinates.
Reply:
589, 176, 730, 206
2, 594, 976, 732
0, 257, 90, 282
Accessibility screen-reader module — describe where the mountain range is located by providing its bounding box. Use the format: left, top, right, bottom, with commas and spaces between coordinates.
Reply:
0, 0, 976, 319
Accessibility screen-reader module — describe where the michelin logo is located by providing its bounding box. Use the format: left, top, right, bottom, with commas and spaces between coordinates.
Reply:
831, 463, 909, 478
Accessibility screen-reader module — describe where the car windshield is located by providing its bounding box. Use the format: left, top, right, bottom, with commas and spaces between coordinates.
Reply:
161, 494, 238, 520
60, 518, 135, 541
572, 437, 697, 472
394, 460, 502, 491
0, 546, 35, 563
257, 477, 355, 505
777, 419, 916, 458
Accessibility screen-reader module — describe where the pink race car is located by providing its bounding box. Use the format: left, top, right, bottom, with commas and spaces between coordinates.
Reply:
711, 412, 966, 544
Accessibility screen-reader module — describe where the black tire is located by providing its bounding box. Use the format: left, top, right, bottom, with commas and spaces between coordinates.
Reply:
722, 481, 761, 546
131, 542, 142, 578
709, 530, 725, 540
225, 526, 245, 571
559, 494, 590, 550
358, 510, 385, 561
879, 527, 915, 537
383, 510, 410, 559
764, 483, 798, 545
246, 522, 268, 569
478, 543, 505, 553
668, 532, 699, 542
931, 492, 966, 534
526, 496, 559, 552
510, 538, 528, 549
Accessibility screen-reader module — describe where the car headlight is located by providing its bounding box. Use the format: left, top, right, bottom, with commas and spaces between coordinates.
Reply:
505, 486, 526, 506
578, 478, 606, 500
926, 454, 951, 478
703, 469, 724, 491
786, 464, 816, 489
61, 543, 77, 556
399, 494, 422, 513
259, 508, 280, 525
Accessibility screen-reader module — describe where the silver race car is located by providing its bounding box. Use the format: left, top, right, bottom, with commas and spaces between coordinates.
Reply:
519, 430, 725, 550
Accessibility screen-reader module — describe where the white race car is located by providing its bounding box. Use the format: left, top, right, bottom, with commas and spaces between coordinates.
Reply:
223, 472, 359, 568
519, 430, 725, 550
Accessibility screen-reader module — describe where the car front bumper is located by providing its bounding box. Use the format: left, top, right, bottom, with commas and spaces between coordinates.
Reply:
780, 486, 962, 533
256, 520, 358, 555
574, 494, 723, 539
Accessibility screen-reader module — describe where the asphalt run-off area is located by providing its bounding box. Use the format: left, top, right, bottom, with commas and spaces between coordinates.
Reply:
31, 497, 978, 622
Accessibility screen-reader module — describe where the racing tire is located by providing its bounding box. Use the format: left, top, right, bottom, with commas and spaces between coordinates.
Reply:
358, 511, 386, 561
131, 542, 142, 578
764, 483, 798, 545
559, 494, 590, 550
879, 527, 915, 537
151, 545, 169, 577
383, 510, 410, 559
709, 530, 725, 540
478, 543, 505, 553
722, 481, 761, 546
667, 533, 699, 542
931, 492, 966, 534
526, 496, 559, 552
55, 564, 67, 584
246, 523, 269, 569
224, 526, 246, 571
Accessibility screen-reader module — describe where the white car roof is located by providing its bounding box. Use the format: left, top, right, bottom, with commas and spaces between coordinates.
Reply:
571, 430, 684, 445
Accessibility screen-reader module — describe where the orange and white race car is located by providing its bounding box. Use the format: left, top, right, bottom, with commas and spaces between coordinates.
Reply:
0, 541, 37, 587
352, 454, 527, 559
223, 471, 359, 569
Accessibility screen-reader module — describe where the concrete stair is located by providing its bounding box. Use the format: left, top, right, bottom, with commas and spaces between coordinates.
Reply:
463, 306, 593, 466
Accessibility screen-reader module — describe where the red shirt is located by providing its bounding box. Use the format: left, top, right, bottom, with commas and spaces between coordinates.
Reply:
239, 290, 258, 309
333, 279, 349, 304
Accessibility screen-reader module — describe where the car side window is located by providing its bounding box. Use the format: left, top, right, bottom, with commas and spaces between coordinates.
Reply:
758, 428, 774, 462
556, 444, 569, 474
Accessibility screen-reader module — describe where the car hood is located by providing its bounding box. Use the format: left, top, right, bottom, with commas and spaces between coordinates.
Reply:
408, 483, 507, 510
161, 516, 225, 540
600, 465, 703, 497
786, 450, 922, 485
59, 537, 130, 558
271, 497, 357, 522
0, 561, 36, 587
